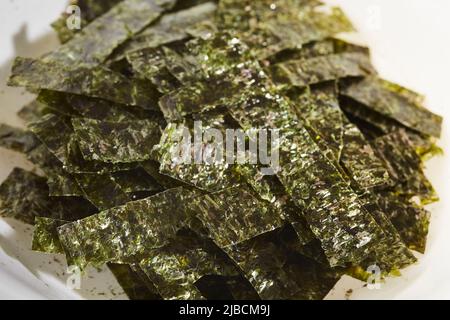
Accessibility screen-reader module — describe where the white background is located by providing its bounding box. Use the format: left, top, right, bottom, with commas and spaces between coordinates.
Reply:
0, 0, 449, 300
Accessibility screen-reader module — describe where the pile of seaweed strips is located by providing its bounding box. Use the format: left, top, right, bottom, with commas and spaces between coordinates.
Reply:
0, 0, 443, 300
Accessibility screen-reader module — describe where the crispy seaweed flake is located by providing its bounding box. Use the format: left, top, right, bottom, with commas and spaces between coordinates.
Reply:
108, 263, 162, 300
111, 167, 163, 193
74, 173, 130, 210
32, 217, 67, 254
268, 52, 374, 88
226, 226, 342, 300
0, 124, 40, 154
290, 84, 391, 189
112, 2, 217, 62
52, 0, 124, 44
139, 229, 257, 300
341, 77, 443, 138
72, 118, 161, 163
373, 130, 438, 204
57, 187, 202, 268
44, 0, 176, 66
186, 187, 284, 248
0, 168, 97, 224
8, 57, 160, 110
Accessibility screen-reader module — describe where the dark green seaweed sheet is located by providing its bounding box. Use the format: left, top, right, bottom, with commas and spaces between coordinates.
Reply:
0, 124, 40, 154
72, 118, 161, 163
57, 187, 202, 268
52, 0, 124, 44
341, 77, 442, 138
44, 0, 176, 66
0, 168, 97, 224
138, 229, 258, 300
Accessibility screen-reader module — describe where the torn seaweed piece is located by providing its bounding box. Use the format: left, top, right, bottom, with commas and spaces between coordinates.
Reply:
341, 77, 442, 138
155, 110, 240, 192
141, 160, 188, 189
354, 192, 417, 274
107, 263, 162, 300
0, 168, 97, 224
111, 167, 163, 194
17, 99, 49, 124
57, 187, 202, 268
74, 173, 130, 210
8, 57, 160, 110
372, 130, 438, 204
186, 186, 284, 248
139, 229, 258, 300
217, 1, 354, 58
376, 193, 430, 254
111, 2, 218, 62
226, 225, 342, 300
66, 94, 164, 123
44, 0, 176, 66
52, 0, 124, 44
0, 124, 40, 154
72, 118, 161, 164
268, 52, 374, 89
65, 135, 141, 174
28, 114, 72, 165
47, 170, 84, 197
32, 217, 67, 254
234, 164, 316, 246
289, 84, 391, 190
37, 90, 81, 118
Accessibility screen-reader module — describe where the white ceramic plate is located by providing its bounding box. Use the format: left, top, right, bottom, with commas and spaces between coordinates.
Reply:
0, 0, 449, 300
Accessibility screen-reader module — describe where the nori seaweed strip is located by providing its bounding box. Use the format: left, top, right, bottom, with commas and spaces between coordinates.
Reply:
265, 38, 369, 65
74, 173, 130, 211
32, 217, 67, 254
47, 171, 84, 197
376, 194, 430, 254
225, 225, 342, 300
268, 52, 374, 88
28, 114, 72, 165
217, 0, 353, 58
57, 187, 202, 268
72, 118, 161, 164
372, 130, 438, 204
141, 160, 188, 189
31, 217, 163, 300
65, 135, 141, 174
111, 2, 217, 62
354, 192, 417, 274
8, 58, 160, 110
107, 263, 162, 300
43, 0, 176, 66
289, 84, 391, 190
341, 77, 443, 138
0, 168, 97, 224
234, 165, 316, 246
155, 110, 240, 192
66, 94, 164, 123
111, 167, 163, 194
0, 124, 40, 154
17, 99, 49, 124
138, 229, 258, 300
52, 0, 124, 44
186, 187, 284, 248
